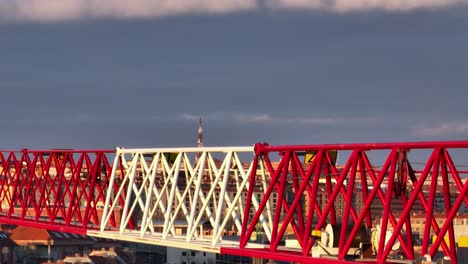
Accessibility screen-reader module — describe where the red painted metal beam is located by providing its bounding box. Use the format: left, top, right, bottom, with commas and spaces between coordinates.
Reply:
0, 217, 88, 235
1, 141, 467, 264
259, 141, 468, 151
242, 141, 468, 264
0, 149, 128, 233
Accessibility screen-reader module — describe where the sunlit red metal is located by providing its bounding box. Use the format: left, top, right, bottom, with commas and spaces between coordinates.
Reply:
0, 141, 466, 264
225, 141, 468, 264
0, 149, 129, 234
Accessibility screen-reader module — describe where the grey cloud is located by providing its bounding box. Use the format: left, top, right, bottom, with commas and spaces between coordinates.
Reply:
1, 0, 466, 22
412, 121, 468, 137
268, 0, 468, 12
0, 0, 258, 21
180, 112, 377, 126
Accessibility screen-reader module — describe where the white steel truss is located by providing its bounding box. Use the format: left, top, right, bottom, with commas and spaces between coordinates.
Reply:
100, 146, 273, 246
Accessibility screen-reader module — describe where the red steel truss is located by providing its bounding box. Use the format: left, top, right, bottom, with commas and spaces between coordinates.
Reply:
0, 142, 466, 264
223, 141, 468, 264
0, 149, 130, 234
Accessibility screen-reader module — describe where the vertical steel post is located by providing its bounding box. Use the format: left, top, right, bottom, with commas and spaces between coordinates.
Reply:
338, 150, 358, 259
440, 153, 457, 262
377, 150, 397, 260
303, 150, 323, 251
240, 155, 260, 247
421, 148, 440, 256
101, 150, 122, 231
270, 151, 290, 250
290, 152, 305, 236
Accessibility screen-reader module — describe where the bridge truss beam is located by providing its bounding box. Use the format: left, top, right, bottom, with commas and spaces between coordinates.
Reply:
225, 141, 468, 264
0, 149, 125, 233
0, 141, 467, 264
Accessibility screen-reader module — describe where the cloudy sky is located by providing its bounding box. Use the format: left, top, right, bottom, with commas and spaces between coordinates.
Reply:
0, 1, 468, 150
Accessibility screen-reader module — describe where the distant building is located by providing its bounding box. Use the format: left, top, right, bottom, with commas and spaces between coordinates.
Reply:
0, 232, 16, 264
167, 248, 215, 264
9, 226, 121, 263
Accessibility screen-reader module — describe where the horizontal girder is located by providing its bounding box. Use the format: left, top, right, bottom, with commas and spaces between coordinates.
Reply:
0, 142, 466, 264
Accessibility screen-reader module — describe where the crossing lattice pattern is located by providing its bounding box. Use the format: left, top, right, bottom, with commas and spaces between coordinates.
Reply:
223, 142, 468, 264
0, 149, 126, 233
0, 142, 467, 264
99, 147, 272, 244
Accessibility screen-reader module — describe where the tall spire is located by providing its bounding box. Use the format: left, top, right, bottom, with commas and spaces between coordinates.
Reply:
197, 117, 203, 147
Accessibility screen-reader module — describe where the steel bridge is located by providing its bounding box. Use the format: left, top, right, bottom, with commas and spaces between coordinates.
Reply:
0, 141, 467, 264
